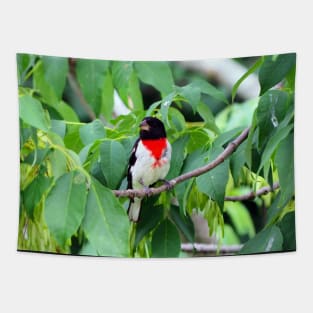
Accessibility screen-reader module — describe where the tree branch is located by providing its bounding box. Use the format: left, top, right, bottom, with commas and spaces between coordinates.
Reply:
225, 182, 280, 201
181, 243, 243, 254
113, 127, 250, 198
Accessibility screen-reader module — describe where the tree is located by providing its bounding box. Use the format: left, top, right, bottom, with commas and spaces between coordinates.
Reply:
17, 53, 296, 257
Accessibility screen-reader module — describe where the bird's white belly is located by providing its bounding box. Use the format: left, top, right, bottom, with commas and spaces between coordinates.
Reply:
131, 141, 171, 189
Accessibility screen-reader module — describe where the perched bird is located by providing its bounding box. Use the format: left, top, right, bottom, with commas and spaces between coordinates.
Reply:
127, 117, 172, 222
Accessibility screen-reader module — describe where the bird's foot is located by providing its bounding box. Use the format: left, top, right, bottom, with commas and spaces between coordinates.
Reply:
143, 186, 153, 197
161, 179, 174, 190
139, 178, 153, 197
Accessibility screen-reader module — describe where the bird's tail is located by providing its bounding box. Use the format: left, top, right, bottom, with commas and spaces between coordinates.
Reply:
128, 198, 142, 222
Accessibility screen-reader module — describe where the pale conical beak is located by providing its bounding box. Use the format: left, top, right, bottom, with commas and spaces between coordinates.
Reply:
140, 120, 150, 131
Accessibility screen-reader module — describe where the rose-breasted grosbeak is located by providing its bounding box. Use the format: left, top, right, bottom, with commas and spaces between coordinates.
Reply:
127, 117, 172, 222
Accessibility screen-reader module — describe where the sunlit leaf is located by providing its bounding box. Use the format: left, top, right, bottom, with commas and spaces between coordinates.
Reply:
82, 178, 130, 257
45, 171, 87, 247
19, 95, 50, 132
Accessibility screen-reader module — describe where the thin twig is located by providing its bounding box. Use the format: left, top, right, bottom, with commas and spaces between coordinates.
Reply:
181, 243, 243, 254
113, 127, 250, 198
225, 182, 280, 201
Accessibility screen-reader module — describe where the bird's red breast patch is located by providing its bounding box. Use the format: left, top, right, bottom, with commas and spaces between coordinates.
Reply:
142, 138, 167, 163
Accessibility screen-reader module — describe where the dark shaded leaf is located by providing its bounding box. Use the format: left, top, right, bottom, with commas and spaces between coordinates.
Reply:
256, 90, 289, 149
239, 225, 283, 255
151, 219, 181, 257
275, 133, 294, 205
23, 174, 53, 218
135, 204, 164, 248
259, 53, 296, 95
170, 205, 195, 243
278, 211, 296, 251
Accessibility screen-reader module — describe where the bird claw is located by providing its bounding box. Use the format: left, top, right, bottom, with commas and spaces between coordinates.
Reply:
143, 186, 153, 197
162, 179, 174, 190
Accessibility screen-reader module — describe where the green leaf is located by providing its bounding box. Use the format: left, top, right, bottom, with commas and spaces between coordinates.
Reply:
232, 56, 264, 102
23, 173, 53, 218
259, 53, 296, 95
111, 62, 143, 111
48, 149, 67, 180
76, 59, 110, 115
51, 120, 66, 138
135, 203, 164, 248
278, 211, 296, 251
175, 148, 207, 214
64, 124, 84, 153
19, 95, 50, 131
166, 135, 188, 179
275, 133, 294, 205
151, 219, 181, 257
79, 119, 105, 145
197, 101, 220, 134
45, 171, 87, 247
222, 224, 240, 245
213, 127, 243, 148
100, 140, 127, 189
128, 71, 144, 111
82, 178, 130, 257
112, 61, 134, 104
196, 147, 229, 211
160, 92, 176, 127
176, 84, 201, 113
33, 61, 58, 105
186, 128, 211, 153
245, 111, 258, 169
134, 61, 174, 96
230, 141, 247, 185
224, 201, 255, 238
265, 192, 283, 225
258, 123, 293, 173
170, 205, 195, 243
239, 225, 283, 255
41, 56, 69, 100
53, 100, 79, 122
168, 107, 186, 132
256, 90, 289, 148
101, 71, 115, 120
16, 53, 36, 85
191, 78, 228, 104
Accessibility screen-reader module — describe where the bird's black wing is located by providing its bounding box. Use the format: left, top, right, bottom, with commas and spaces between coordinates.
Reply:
127, 138, 140, 190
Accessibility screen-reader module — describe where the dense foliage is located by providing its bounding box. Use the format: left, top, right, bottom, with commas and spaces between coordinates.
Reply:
18, 53, 296, 257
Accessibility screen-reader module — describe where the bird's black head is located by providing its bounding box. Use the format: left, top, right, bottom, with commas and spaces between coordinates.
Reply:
139, 117, 167, 139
